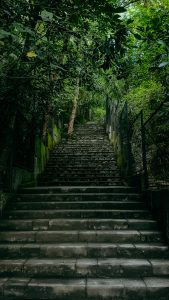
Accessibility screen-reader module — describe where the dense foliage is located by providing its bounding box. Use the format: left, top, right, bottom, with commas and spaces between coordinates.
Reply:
0, 0, 169, 129
121, 0, 169, 118
0, 0, 129, 129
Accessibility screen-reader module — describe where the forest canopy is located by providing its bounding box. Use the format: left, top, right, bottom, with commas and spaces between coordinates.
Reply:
0, 0, 169, 129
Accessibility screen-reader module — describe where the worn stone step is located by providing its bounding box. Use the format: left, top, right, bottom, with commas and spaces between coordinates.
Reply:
54, 151, 113, 155
41, 174, 120, 179
1, 277, 169, 299
55, 147, 112, 151
16, 193, 141, 202
0, 219, 158, 231
48, 159, 116, 163
55, 144, 111, 147
18, 186, 137, 194
42, 170, 119, 175
72, 137, 108, 139
51, 153, 114, 158
45, 165, 117, 170
42, 173, 119, 178
54, 151, 113, 154
40, 177, 121, 183
66, 138, 110, 140
7, 209, 152, 219
49, 153, 115, 157
39, 180, 122, 184
46, 162, 117, 167
72, 135, 106, 138
48, 156, 116, 160
50, 150, 114, 153
46, 164, 117, 168
38, 183, 123, 187
45, 164, 118, 169
43, 165, 118, 170
38, 181, 123, 187
0, 258, 169, 278
14, 201, 145, 210
47, 159, 116, 164
0, 230, 163, 243
0, 243, 168, 259
44, 173, 119, 178
40, 175, 121, 180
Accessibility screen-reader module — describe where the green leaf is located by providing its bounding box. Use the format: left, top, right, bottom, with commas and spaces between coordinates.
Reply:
158, 40, 169, 51
9, 53, 18, 60
26, 51, 37, 58
159, 61, 169, 68
14, 23, 34, 35
0, 29, 11, 39
41, 10, 53, 22
50, 63, 57, 70
133, 33, 142, 40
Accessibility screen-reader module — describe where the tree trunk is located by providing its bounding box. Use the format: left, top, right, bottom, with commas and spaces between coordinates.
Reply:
68, 77, 80, 136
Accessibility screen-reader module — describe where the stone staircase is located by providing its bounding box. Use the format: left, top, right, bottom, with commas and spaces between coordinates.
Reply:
38, 123, 122, 186
0, 122, 169, 299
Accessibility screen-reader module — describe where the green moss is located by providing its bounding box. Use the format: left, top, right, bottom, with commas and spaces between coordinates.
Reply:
53, 125, 61, 144
34, 124, 61, 178
117, 152, 125, 168
9, 122, 61, 190
48, 133, 53, 150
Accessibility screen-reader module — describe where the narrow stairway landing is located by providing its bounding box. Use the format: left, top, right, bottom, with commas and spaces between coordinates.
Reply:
0, 122, 169, 299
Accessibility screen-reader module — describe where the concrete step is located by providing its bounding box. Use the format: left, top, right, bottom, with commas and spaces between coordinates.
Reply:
55, 147, 113, 151
46, 162, 117, 167
53, 150, 114, 154
49, 153, 115, 157
48, 156, 116, 160
0, 230, 164, 243
0, 243, 168, 259
41, 176, 120, 180
39, 174, 121, 179
0, 258, 169, 278
41, 175, 121, 179
14, 201, 145, 210
47, 156, 116, 160
42, 170, 119, 175
45, 164, 117, 169
0, 277, 169, 299
16, 193, 141, 202
0, 219, 158, 231
6, 209, 152, 219
38, 181, 123, 187
39, 178, 121, 183
18, 186, 137, 194
40, 173, 120, 177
